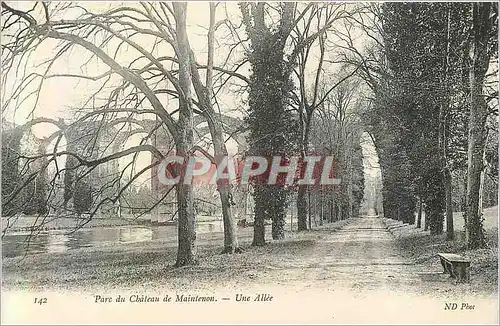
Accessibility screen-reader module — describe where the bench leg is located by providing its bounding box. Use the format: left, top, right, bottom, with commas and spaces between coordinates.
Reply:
451, 264, 459, 279
456, 265, 470, 283
440, 259, 470, 282
447, 262, 455, 278
441, 259, 452, 276
440, 258, 449, 274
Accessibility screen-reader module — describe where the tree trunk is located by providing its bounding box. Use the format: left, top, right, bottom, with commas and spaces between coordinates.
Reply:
465, 2, 492, 249
347, 168, 353, 220
461, 172, 467, 214
296, 121, 311, 231
173, 3, 196, 266
424, 207, 429, 231
175, 182, 196, 266
308, 191, 312, 229
271, 196, 286, 240
188, 3, 240, 254
297, 185, 308, 230
243, 185, 248, 220
219, 183, 239, 253
416, 197, 423, 228
313, 190, 318, 227
205, 116, 239, 252
330, 192, 335, 222
319, 186, 324, 226
444, 168, 454, 240
425, 166, 445, 235
428, 206, 444, 235
252, 184, 266, 246
332, 192, 338, 221
205, 3, 239, 253
478, 145, 487, 213
441, 4, 454, 241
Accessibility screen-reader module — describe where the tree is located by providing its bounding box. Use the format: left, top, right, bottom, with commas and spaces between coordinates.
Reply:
187, 3, 241, 253
239, 2, 299, 244
310, 78, 365, 222
290, 3, 362, 230
1, 2, 247, 264
464, 2, 498, 249
328, 3, 418, 226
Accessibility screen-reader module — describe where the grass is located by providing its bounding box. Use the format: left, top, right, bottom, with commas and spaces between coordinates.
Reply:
1, 228, 320, 292
2, 218, 354, 292
383, 206, 498, 295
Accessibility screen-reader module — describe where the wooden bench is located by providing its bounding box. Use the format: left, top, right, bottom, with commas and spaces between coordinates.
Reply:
437, 253, 471, 283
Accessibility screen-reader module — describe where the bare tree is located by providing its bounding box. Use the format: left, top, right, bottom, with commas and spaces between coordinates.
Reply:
1, 2, 247, 265
311, 78, 365, 222
187, 3, 242, 253
464, 2, 497, 249
289, 3, 363, 230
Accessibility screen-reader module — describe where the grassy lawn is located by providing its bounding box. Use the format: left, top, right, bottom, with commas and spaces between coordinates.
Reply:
385, 206, 498, 296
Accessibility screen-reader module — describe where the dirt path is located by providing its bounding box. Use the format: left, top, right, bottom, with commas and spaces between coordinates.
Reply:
251, 217, 423, 294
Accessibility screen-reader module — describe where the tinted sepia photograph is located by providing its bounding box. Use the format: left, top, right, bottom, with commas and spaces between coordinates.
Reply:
1, 1, 498, 324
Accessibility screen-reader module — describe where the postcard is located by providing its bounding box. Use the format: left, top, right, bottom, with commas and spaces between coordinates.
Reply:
1, 1, 498, 324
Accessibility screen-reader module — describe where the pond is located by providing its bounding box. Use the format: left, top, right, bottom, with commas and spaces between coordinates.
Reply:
2, 221, 228, 258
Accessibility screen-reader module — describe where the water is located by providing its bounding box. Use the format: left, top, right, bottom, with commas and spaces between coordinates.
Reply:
2, 221, 226, 258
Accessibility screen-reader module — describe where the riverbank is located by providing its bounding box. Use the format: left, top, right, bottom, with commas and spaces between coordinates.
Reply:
1, 215, 141, 233
1, 214, 226, 234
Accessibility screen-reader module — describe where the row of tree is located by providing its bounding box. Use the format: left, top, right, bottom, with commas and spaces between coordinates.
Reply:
2, 2, 367, 266
351, 2, 497, 248
1, 2, 496, 268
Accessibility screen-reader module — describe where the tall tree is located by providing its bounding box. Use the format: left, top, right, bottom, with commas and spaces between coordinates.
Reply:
171, 2, 196, 266
310, 78, 366, 222
188, 3, 241, 253
291, 3, 362, 230
239, 2, 299, 244
464, 2, 498, 249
